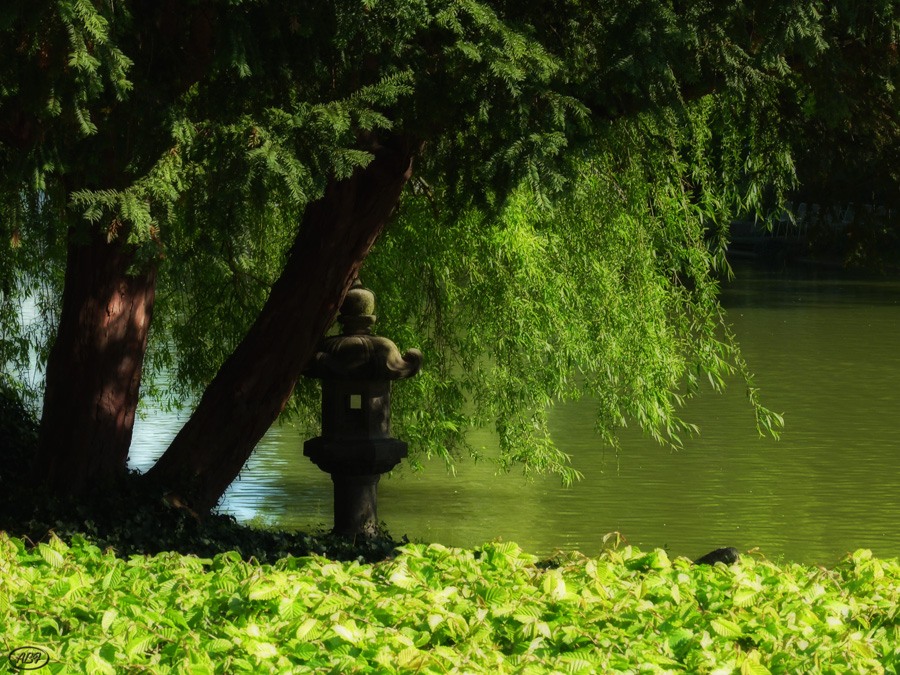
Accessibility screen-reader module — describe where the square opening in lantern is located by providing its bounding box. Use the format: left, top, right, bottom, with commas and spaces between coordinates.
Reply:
349, 394, 362, 409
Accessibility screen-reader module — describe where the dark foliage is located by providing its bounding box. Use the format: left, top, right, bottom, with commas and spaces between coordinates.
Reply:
0, 382, 38, 484
0, 386, 407, 565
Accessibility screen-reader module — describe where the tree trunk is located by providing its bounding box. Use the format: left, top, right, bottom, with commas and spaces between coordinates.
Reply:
143, 135, 420, 514
34, 232, 157, 496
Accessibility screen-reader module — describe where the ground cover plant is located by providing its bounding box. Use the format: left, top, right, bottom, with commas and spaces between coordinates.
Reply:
2, 533, 899, 675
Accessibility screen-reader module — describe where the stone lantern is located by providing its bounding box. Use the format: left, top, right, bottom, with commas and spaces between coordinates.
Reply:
302, 278, 423, 536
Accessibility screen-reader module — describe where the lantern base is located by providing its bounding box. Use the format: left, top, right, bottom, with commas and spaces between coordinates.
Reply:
332, 473, 381, 536
303, 436, 408, 475
304, 437, 408, 536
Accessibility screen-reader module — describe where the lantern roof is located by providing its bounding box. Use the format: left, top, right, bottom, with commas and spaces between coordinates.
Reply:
303, 278, 423, 381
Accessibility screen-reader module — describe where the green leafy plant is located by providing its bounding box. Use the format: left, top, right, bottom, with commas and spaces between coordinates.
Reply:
2, 533, 899, 674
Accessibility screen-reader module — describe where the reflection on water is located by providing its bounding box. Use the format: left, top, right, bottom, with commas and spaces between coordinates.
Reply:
129, 262, 900, 565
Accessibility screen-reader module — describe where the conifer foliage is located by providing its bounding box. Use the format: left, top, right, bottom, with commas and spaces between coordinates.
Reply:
1, 2, 898, 513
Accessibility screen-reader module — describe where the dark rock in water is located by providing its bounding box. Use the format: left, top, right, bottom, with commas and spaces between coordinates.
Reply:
693, 547, 740, 566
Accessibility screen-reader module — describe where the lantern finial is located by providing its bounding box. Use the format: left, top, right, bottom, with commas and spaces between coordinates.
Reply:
338, 279, 376, 335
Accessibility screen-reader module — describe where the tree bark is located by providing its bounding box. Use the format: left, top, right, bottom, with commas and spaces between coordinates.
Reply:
143, 134, 420, 514
34, 232, 157, 496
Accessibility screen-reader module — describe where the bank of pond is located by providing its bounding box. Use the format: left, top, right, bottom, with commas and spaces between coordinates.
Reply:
2, 532, 899, 675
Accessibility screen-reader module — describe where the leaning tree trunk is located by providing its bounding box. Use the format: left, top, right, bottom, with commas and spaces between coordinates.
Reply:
143, 135, 420, 514
34, 231, 157, 496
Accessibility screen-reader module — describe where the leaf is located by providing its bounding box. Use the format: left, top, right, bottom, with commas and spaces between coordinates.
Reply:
247, 641, 278, 658
849, 638, 876, 659
205, 638, 233, 653
670, 582, 681, 605
126, 635, 156, 658
184, 664, 213, 675
295, 618, 318, 641
333, 624, 359, 643
710, 618, 744, 638
490, 541, 520, 557
38, 543, 65, 568
852, 549, 873, 562
560, 659, 595, 675
63, 581, 88, 601
648, 549, 671, 569
398, 647, 428, 669
101, 609, 117, 634
164, 608, 190, 630
542, 571, 567, 600
212, 577, 238, 594
314, 595, 345, 616
803, 584, 826, 603
733, 588, 760, 608
741, 658, 773, 675
85, 653, 115, 675
513, 605, 542, 623
482, 586, 509, 605
246, 582, 280, 601
667, 627, 694, 651
101, 564, 122, 591
278, 598, 306, 620
47, 535, 69, 553
389, 571, 417, 589
157, 578, 179, 594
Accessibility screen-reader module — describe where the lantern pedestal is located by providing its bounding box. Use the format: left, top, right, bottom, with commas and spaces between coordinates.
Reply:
331, 475, 381, 537
303, 436, 408, 535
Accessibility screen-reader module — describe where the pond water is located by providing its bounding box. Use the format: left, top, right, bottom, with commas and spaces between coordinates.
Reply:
120, 261, 900, 564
